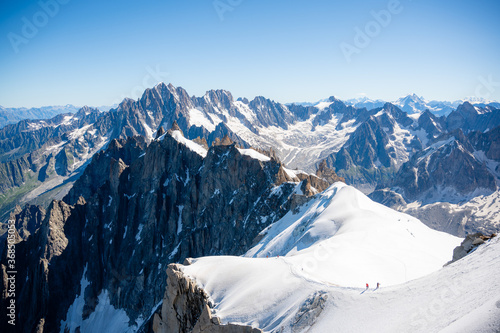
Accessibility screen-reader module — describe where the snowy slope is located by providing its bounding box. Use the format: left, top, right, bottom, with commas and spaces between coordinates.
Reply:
179, 183, 489, 333
243, 182, 461, 287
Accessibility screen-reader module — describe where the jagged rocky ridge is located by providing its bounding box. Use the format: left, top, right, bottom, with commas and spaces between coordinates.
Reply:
1, 83, 500, 238
0, 125, 340, 332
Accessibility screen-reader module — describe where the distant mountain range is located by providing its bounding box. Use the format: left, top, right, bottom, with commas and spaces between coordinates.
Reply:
4, 94, 497, 131
0, 105, 81, 129
0, 104, 115, 129
344, 94, 500, 116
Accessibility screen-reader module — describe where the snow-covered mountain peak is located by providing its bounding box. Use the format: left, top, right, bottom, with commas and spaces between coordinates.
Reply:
394, 94, 428, 114
245, 182, 461, 287
348, 95, 371, 103
344, 96, 386, 110
397, 93, 425, 102
152, 81, 166, 89
462, 96, 493, 104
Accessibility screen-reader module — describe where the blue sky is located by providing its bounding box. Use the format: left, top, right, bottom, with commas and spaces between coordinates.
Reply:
0, 0, 499, 107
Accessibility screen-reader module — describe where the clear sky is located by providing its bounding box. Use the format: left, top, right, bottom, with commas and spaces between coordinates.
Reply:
0, 0, 499, 107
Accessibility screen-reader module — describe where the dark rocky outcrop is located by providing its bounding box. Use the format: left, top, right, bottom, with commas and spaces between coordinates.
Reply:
206, 123, 249, 148
291, 292, 328, 333
447, 233, 497, 264
149, 264, 262, 333
315, 160, 345, 184
293, 160, 345, 197
417, 110, 445, 139
468, 126, 500, 161
0, 205, 45, 256
248, 96, 294, 130
0, 198, 87, 332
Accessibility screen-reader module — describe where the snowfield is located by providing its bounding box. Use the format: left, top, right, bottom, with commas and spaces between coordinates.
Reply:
182, 183, 500, 332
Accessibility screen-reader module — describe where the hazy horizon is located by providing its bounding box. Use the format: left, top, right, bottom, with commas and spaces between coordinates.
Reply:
1, 82, 498, 110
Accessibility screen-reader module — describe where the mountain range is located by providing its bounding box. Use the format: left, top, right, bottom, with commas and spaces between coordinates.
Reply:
0, 105, 81, 129
345, 93, 500, 116
0, 105, 116, 129
1, 83, 498, 235
0, 83, 499, 332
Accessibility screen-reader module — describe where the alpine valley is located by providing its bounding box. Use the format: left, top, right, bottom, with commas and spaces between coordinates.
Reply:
1, 83, 499, 332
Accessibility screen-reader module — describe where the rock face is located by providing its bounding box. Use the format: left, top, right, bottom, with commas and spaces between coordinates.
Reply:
469, 126, 500, 161
323, 102, 422, 188
315, 160, 345, 185
0, 127, 327, 332
447, 233, 497, 264
368, 189, 407, 210
0, 83, 304, 219
364, 124, 500, 236
389, 130, 496, 203
291, 292, 328, 333
446, 102, 500, 133
1, 198, 86, 332
150, 264, 262, 333
417, 110, 445, 139
323, 102, 500, 191
0, 205, 45, 255
311, 97, 359, 128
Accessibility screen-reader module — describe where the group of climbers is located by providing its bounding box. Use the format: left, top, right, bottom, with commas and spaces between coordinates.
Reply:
365, 282, 380, 290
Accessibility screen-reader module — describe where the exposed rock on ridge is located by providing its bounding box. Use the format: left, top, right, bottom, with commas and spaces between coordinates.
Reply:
151, 263, 262, 333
